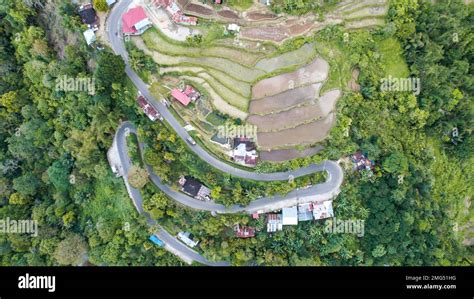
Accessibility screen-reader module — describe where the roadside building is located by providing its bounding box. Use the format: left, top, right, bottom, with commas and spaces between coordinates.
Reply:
177, 231, 199, 248
234, 224, 255, 238
210, 133, 231, 149
179, 176, 211, 201
267, 213, 283, 233
297, 202, 314, 222
282, 207, 298, 225
171, 85, 201, 106
83, 29, 96, 46
155, 0, 198, 25
232, 137, 258, 166
106, 0, 116, 6
312, 200, 334, 220
122, 6, 152, 35
137, 95, 160, 121
78, 3, 98, 30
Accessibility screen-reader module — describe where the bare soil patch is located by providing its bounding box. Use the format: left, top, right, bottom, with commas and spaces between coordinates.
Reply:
186, 3, 213, 15
252, 58, 329, 99
246, 12, 277, 21
257, 113, 335, 150
348, 68, 361, 91
218, 10, 239, 19
241, 26, 290, 43
249, 84, 321, 114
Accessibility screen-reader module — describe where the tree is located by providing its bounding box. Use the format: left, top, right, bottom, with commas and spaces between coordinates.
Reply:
382, 152, 408, 175
9, 192, 29, 205
54, 234, 88, 265
93, 0, 108, 12
13, 173, 39, 197
94, 52, 125, 94
127, 165, 149, 189
47, 160, 70, 192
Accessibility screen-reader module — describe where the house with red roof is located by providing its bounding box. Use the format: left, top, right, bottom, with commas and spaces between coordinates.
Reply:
234, 224, 255, 238
153, 0, 197, 25
137, 95, 160, 121
122, 6, 152, 35
171, 85, 201, 106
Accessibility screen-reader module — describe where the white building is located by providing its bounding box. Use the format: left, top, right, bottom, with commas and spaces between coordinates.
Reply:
83, 29, 96, 46
282, 207, 298, 225
312, 200, 334, 220
267, 213, 283, 232
227, 23, 240, 32
177, 232, 199, 248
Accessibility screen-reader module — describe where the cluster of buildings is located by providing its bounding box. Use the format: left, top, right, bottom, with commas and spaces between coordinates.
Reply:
153, 0, 198, 25
263, 200, 334, 233
232, 137, 258, 167
351, 151, 374, 172
179, 176, 211, 201
232, 200, 335, 238
78, 3, 99, 46
171, 85, 201, 106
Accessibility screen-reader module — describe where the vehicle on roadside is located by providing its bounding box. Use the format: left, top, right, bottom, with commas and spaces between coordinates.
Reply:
187, 136, 196, 145
149, 235, 164, 247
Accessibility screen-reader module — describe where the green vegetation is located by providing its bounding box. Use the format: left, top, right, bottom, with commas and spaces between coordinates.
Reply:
270, 0, 343, 16
226, 0, 254, 11
377, 37, 409, 78
0, 1, 182, 266
0, 0, 471, 267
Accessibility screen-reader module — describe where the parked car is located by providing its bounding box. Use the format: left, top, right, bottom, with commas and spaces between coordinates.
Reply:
187, 136, 196, 145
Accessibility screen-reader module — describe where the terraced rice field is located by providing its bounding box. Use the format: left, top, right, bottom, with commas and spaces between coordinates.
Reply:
142, 29, 263, 66
249, 84, 322, 115
133, 0, 390, 157
252, 58, 329, 99
134, 31, 321, 118
255, 43, 317, 72
257, 112, 336, 150
248, 90, 341, 132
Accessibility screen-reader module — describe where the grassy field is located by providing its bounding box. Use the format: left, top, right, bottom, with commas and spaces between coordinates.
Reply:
377, 37, 410, 78
226, 0, 254, 11
206, 111, 227, 126
314, 40, 353, 94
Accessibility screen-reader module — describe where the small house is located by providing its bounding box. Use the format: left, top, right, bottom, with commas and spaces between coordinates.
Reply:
282, 207, 298, 225
234, 224, 255, 238
267, 213, 283, 233
83, 29, 96, 46
179, 176, 211, 201
122, 6, 152, 35
312, 200, 334, 220
177, 231, 199, 248
137, 95, 160, 121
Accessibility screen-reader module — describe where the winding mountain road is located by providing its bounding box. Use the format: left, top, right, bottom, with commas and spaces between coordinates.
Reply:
106, 0, 344, 265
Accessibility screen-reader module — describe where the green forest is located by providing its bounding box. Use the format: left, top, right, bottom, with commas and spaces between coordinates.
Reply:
0, 0, 472, 266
